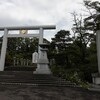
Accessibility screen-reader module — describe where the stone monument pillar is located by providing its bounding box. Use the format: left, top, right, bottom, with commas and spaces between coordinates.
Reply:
34, 43, 51, 74
32, 51, 38, 64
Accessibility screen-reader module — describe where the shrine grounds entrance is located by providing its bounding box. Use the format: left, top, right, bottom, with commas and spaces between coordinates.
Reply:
0, 25, 56, 72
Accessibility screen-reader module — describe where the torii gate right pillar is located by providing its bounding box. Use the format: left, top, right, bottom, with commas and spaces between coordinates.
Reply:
92, 29, 100, 84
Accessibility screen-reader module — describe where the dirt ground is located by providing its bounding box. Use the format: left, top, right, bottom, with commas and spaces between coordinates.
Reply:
0, 84, 100, 100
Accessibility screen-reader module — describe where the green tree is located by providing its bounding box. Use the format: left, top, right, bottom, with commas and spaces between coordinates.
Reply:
5, 37, 39, 66
50, 30, 72, 67
72, 12, 90, 63
84, 0, 100, 31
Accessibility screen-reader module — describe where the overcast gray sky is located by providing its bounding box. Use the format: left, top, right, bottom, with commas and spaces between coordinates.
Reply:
0, 0, 96, 41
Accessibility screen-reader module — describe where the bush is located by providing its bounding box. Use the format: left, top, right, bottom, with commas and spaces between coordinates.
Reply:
51, 65, 90, 89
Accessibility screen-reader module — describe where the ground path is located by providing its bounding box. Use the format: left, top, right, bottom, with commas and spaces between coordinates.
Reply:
0, 84, 100, 100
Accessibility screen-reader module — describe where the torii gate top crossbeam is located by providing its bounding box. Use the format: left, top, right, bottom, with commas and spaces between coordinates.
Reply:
0, 25, 56, 31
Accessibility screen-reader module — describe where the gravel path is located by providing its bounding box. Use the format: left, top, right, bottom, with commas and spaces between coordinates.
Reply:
0, 84, 100, 100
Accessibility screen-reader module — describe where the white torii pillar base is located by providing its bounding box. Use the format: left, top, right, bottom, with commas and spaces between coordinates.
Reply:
92, 73, 100, 85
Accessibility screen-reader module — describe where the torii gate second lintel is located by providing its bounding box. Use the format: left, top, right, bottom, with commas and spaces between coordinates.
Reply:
0, 25, 56, 71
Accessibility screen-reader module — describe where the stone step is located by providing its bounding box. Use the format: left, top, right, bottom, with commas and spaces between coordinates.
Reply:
0, 71, 77, 87
4, 67, 36, 71
0, 79, 76, 87
0, 72, 55, 80
0, 82, 77, 87
0, 76, 70, 83
0, 79, 73, 84
0, 82, 74, 86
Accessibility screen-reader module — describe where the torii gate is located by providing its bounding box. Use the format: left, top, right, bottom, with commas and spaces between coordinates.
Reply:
0, 25, 56, 71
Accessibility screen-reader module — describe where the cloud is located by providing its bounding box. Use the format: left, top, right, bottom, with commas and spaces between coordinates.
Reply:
0, 0, 85, 41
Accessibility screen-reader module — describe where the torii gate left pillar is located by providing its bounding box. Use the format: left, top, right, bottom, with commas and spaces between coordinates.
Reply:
0, 28, 8, 71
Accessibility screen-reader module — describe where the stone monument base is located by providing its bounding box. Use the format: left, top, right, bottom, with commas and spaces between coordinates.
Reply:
33, 64, 52, 74
92, 73, 100, 85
